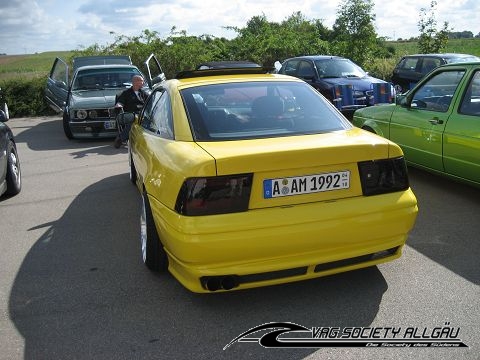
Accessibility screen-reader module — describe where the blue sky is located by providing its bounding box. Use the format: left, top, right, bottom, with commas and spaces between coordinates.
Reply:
0, 0, 479, 55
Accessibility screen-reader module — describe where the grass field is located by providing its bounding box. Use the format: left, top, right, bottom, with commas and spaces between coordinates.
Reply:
1, 38, 479, 82
0, 51, 72, 80
388, 38, 480, 57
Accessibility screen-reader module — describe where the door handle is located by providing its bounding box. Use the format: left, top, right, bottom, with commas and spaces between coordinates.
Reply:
429, 118, 444, 125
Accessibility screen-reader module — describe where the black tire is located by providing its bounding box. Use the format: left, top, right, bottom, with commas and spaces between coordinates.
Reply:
63, 111, 74, 140
128, 146, 137, 185
5, 140, 21, 196
141, 191, 168, 272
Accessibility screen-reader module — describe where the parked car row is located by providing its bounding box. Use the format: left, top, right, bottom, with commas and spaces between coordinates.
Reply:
36, 53, 478, 294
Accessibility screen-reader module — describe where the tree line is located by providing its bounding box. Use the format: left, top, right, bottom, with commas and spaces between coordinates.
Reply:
75, 0, 453, 79
75, 1, 386, 79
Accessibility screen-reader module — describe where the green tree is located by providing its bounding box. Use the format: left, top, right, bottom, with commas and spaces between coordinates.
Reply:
331, 0, 378, 67
417, 1, 450, 53
227, 12, 330, 66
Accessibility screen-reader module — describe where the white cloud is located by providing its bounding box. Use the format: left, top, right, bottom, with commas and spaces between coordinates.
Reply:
0, 0, 478, 55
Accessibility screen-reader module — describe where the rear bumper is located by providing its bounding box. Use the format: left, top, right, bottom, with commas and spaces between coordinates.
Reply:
149, 189, 418, 293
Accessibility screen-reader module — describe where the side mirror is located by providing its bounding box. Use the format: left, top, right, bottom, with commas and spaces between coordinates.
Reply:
301, 74, 315, 82
0, 109, 7, 122
55, 80, 67, 89
395, 94, 409, 107
150, 73, 166, 87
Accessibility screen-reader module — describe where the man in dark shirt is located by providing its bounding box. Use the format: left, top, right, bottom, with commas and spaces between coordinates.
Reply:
114, 75, 147, 148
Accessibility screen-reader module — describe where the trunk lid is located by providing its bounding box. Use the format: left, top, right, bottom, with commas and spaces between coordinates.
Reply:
197, 128, 394, 209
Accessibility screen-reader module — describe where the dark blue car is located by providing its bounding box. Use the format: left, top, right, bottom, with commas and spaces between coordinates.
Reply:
278, 55, 394, 118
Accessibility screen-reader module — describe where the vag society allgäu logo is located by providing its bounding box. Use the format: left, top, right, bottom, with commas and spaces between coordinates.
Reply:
224, 322, 468, 349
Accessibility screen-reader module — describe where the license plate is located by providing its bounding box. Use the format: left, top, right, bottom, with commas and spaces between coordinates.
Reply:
104, 120, 117, 129
263, 170, 350, 198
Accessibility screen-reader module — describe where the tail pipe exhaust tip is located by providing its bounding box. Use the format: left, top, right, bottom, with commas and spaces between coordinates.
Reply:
202, 275, 239, 291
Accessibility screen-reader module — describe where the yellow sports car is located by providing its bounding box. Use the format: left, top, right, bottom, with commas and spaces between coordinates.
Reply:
128, 64, 418, 293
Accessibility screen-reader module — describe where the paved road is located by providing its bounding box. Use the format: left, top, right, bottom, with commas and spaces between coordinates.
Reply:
1, 117, 479, 360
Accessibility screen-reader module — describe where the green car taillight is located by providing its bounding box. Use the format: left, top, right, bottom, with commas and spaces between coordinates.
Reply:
175, 174, 253, 216
358, 157, 409, 196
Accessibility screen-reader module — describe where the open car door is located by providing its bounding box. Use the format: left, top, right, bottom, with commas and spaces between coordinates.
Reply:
45, 58, 69, 113
144, 54, 166, 88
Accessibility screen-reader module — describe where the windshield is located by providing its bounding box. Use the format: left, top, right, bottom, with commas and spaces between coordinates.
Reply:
314, 59, 367, 79
72, 68, 144, 90
181, 81, 350, 141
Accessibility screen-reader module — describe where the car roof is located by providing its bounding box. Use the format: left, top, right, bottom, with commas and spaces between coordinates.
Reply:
175, 65, 275, 79
196, 61, 261, 70
157, 72, 302, 91
74, 64, 140, 72
437, 61, 480, 67
148, 63, 304, 90
402, 53, 478, 59
284, 55, 347, 61
73, 55, 132, 71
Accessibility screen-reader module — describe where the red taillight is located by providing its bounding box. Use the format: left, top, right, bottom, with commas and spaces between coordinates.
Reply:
175, 174, 253, 216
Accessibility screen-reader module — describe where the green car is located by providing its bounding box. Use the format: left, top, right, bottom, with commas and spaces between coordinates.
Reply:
353, 62, 480, 187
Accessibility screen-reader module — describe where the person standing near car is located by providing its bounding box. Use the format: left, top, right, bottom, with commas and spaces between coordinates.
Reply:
114, 75, 147, 148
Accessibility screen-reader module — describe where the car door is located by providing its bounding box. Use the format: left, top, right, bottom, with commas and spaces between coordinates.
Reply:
144, 54, 166, 88
45, 58, 69, 113
289, 60, 332, 99
388, 68, 467, 172
443, 68, 480, 183
130, 88, 169, 182
392, 56, 422, 92
279, 59, 318, 88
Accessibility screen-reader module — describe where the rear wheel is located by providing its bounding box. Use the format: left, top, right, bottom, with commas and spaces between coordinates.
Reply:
140, 191, 168, 272
5, 140, 21, 196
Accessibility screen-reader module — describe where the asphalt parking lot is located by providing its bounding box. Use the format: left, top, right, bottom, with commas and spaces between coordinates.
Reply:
1, 116, 479, 360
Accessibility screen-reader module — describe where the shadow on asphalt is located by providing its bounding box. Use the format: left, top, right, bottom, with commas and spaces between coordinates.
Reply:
12, 117, 126, 156
407, 167, 480, 285
8, 173, 388, 360
7, 116, 479, 359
